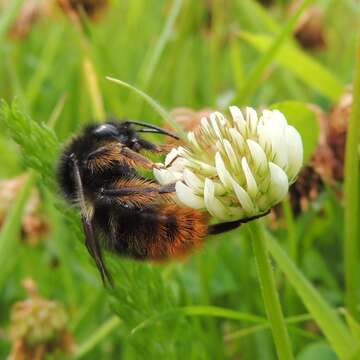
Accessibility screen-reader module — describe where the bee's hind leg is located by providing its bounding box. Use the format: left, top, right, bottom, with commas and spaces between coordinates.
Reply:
208, 211, 270, 235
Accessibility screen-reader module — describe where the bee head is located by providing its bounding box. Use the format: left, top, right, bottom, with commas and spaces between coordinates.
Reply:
90, 120, 179, 150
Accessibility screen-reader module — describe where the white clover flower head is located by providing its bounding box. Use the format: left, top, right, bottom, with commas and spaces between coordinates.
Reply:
154, 106, 303, 221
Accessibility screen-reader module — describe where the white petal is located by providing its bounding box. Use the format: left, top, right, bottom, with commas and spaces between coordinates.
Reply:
177, 146, 190, 157
246, 107, 258, 134
183, 169, 203, 193
215, 152, 233, 189
241, 157, 258, 198
246, 139, 268, 175
175, 181, 205, 209
272, 109, 288, 127
167, 157, 188, 172
154, 168, 182, 185
210, 112, 223, 139
204, 178, 229, 219
223, 139, 241, 173
187, 132, 202, 152
215, 111, 228, 126
164, 148, 179, 167
257, 123, 272, 155
229, 106, 246, 133
200, 117, 211, 136
229, 128, 245, 153
262, 109, 287, 130
285, 125, 303, 181
229, 178, 254, 214
268, 162, 289, 204
267, 122, 288, 169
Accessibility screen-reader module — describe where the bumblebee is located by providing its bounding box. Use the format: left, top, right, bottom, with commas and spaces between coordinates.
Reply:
57, 120, 261, 286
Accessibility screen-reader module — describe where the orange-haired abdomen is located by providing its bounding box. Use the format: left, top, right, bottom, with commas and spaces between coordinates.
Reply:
147, 205, 209, 261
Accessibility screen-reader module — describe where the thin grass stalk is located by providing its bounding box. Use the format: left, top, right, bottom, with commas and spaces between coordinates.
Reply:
248, 220, 294, 360
25, 26, 64, 107
344, 35, 360, 319
83, 57, 106, 121
106, 76, 186, 138
140, 0, 182, 88
73, 316, 122, 359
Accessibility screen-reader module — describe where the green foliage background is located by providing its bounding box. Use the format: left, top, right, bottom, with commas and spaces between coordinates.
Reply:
0, 0, 359, 359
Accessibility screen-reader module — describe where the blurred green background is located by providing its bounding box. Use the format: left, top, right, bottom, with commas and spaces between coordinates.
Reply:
0, 0, 359, 359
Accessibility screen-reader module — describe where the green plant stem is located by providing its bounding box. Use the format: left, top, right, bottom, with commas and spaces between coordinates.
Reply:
266, 232, 358, 359
73, 316, 122, 359
283, 197, 299, 314
344, 35, 360, 319
248, 220, 294, 360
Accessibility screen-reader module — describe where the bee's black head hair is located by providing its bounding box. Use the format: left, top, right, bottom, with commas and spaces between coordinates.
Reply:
82, 121, 138, 149
84, 120, 179, 146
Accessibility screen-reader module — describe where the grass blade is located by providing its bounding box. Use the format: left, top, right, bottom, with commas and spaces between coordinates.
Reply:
73, 316, 122, 359
235, 0, 314, 104
83, 57, 106, 121
266, 233, 358, 359
0, 172, 36, 284
106, 76, 185, 138
240, 32, 344, 101
139, 0, 182, 88
344, 36, 360, 318
25, 26, 64, 107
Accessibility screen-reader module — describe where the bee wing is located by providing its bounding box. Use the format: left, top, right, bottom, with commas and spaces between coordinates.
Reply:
71, 154, 114, 287
81, 215, 114, 287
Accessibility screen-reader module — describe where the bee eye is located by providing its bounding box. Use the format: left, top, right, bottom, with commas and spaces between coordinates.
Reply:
93, 124, 118, 138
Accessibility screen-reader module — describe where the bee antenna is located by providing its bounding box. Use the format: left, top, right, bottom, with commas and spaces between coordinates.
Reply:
70, 153, 114, 287
124, 120, 180, 140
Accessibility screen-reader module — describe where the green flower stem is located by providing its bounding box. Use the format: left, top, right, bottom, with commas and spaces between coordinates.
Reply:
344, 35, 360, 319
73, 316, 122, 359
248, 220, 294, 360
283, 197, 299, 315
266, 231, 358, 359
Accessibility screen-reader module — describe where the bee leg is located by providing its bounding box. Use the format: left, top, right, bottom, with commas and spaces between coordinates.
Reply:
208, 211, 270, 235
100, 183, 175, 197
120, 146, 156, 169
86, 146, 109, 162
132, 138, 175, 154
208, 220, 243, 235
86, 144, 157, 169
